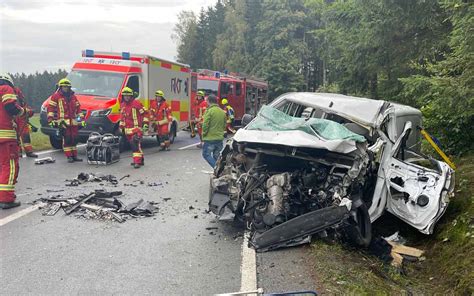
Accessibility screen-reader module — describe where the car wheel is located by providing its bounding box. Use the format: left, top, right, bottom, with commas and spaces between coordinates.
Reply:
49, 135, 63, 149
343, 203, 372, 247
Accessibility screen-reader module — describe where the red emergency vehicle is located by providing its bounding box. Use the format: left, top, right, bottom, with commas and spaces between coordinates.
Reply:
40, 50, 191, 149
190, 70, 268, 125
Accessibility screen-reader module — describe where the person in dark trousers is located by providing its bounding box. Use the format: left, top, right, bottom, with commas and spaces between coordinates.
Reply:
201, 95, 226, 168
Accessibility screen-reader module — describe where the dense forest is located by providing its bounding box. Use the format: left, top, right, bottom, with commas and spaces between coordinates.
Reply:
8, 70, 68, 112
173, 0, 473, 153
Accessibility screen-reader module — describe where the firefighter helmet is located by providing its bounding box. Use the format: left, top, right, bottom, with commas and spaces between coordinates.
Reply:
197, 90, 205, 97
155, 90, 164, 97
58, 78, 72, 87
121, 87, 134, 96
0, 73, 14, 86
221, 98, 228, 105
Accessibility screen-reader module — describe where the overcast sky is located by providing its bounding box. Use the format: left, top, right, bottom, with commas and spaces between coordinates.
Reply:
0, 0, 216, 74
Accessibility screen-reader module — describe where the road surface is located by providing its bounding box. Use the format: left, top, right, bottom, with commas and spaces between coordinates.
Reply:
0, 132, 319, 295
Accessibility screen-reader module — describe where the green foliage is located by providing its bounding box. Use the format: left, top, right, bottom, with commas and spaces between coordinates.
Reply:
173, 0, 473, 152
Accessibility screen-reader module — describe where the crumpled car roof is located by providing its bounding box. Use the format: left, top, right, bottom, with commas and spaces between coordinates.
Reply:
274, 92, 391, 128
234, 105, 367, 154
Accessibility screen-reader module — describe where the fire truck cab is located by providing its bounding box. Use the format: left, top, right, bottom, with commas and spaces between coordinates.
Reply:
190, 70, 268, 125
40, 50, 191, 149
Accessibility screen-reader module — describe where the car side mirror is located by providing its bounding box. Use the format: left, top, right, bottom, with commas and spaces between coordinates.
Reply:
241, 114, 254, 127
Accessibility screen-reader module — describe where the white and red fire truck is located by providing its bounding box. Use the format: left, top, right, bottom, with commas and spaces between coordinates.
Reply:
40, 50, 192, 149
190, 69, 268, 125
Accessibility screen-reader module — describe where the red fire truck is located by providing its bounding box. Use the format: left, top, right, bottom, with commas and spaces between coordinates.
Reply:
190, 69, 268, 125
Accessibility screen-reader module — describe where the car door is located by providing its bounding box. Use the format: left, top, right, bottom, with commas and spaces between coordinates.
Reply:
383, 121, 455, 234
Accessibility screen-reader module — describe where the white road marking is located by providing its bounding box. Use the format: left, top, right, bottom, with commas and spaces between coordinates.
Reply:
240, 231, 258, 292
33, 144, 86, 156
178, 142, 200, 150
0, 203, 45, 227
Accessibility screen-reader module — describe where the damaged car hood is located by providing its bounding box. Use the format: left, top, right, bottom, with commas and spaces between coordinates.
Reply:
234, 105, 367, 154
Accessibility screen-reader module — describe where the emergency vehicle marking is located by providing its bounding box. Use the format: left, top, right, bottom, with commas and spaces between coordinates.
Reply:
73, 63, 142, 73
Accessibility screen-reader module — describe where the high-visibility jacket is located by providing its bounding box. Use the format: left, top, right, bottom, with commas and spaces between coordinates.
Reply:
47, 90, 82, 126
119, 99, 149, 135
14, 87, 34, 135
156, 101, 171, 126
0, 85, 23, 143
196, 100, 208, 123
224, 105, 235, 124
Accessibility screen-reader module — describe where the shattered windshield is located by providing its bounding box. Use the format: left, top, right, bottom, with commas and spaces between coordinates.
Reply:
68, 70, 125, 98
246, 105, 366, 142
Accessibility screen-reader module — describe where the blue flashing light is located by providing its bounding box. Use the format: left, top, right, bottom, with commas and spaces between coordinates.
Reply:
215, 72, 221, 78
85, 49, 94, 57
122, 52, 130, 60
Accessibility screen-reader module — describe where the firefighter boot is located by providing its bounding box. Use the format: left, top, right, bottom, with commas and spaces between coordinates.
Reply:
26, 152, 38, 158
133, 163, 141, 169
72, 156, 83, 162
0, 201, 21, 210
67, 156, 75, 163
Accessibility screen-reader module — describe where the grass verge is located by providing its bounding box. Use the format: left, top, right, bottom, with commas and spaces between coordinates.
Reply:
28, 115, 51, 151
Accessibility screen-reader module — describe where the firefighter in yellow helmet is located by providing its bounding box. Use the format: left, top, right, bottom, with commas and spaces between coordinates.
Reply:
221, 98, 236, 134
149, 90, 172, 151
47, 78, 83, 162
119, 87, 149, 168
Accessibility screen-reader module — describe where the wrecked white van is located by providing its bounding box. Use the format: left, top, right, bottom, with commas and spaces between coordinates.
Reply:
209, 92, 455, 252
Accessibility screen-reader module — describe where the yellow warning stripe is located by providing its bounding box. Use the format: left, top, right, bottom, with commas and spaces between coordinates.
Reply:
8, 159, 15, 185
0, 184, 14, 191
2, 94, 17, 102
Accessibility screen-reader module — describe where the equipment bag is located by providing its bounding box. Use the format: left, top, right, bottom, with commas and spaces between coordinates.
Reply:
86, 132, 120, 165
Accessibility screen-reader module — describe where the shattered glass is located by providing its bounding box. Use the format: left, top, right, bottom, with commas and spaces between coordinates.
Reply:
246, 105, 366, 143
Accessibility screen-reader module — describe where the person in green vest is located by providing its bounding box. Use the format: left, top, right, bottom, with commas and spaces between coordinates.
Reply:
201, 94, 226, 167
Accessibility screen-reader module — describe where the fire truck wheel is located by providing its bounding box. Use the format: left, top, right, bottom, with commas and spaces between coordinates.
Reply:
49, 135, 63, 149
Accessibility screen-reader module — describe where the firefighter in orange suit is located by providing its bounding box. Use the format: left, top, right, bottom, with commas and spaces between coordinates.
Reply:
14, 86, 37, 158
195, 91, 208, 148
150, 90, 172, 151
119, 87, 149, 168
0, 73, 25, 209
47, 78, 84, 163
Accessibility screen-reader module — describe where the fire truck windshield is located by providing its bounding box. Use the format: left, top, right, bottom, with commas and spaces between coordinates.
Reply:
67, 70, 125, 98
197, 79, 218, 96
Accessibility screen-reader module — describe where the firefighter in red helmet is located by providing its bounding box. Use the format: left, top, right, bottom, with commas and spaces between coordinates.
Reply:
14, 86, 37, 158
150, 90, 172, 151
47, 78, 83, 163
0, 73, 25, 209
119, 87, 149, 168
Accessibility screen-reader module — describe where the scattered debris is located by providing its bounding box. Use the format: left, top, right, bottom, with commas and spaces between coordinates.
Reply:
379, 234, 425, 268
66, 172, 118, 186
163, 198, 172, 202
36, 189, 158, 222
147, 182, 163, 187
119, 174, 130, 181
35, 157, 55, 165
205, 227, 218, 230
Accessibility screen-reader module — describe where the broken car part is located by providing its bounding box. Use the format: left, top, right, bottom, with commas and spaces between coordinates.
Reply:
35, 157, 55, 165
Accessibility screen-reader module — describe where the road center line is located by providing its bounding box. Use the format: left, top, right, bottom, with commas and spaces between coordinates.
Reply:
178, 142, 200, 150
240, 231, 258, 292
0, 203, 45, 227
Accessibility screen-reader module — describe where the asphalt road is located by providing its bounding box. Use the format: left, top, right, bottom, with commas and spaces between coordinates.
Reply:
0, 131, 318, 295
